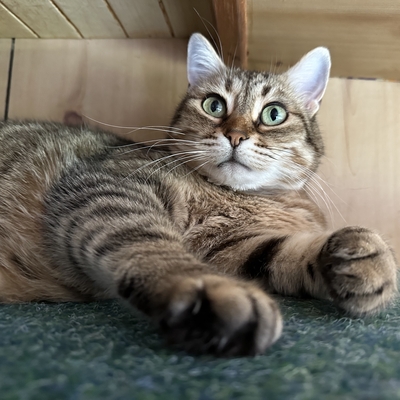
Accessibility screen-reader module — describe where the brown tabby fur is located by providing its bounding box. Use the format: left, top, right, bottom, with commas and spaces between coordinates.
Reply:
0, 35, 397, 356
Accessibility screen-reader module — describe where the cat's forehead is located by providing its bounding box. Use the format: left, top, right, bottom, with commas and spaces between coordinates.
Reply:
228, 69, 287, 96
195, 68, 289, 107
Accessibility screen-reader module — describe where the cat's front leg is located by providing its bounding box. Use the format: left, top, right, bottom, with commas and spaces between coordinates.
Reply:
254, 227, 398, 315
317, 227, 398, 314
112, 246, 282, 356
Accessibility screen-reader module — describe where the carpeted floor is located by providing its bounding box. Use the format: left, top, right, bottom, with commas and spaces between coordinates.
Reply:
1, 294, 400, 400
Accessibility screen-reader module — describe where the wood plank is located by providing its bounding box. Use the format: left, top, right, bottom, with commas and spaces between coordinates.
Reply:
52, 0, 126, 38
212, 0, 247, 68
0, 3, 37, 38
248, 0, 400, 79
107, 0, 170, 38
8, 39, 188, 141
1, 0, 80, 38
0, 39, 11, 120
163, 0, 216, 38
317, 78, 400, 255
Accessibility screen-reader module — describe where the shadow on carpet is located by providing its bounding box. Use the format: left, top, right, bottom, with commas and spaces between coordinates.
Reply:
1, 295, 400, 400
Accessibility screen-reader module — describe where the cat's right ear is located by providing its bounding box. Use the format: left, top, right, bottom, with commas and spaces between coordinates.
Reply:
187, 33, 224, 86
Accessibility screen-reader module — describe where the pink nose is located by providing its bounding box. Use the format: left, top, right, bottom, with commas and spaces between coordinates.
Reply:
225, 131, 247, 147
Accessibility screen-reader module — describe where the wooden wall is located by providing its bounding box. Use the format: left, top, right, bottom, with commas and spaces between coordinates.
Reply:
247, 0, 400, 80
5, 39, 188, 141
0, 38, 399, 256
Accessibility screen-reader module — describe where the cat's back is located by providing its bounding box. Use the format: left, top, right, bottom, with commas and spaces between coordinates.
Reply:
0, 120, 121, 174
0, 121, 135, 301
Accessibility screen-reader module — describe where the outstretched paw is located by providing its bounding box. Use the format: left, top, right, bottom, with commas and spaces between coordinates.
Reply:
319, 227, 398, 315
158, 275, 282, 356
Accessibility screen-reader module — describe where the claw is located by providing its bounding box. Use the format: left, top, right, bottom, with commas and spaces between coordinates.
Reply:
192, 298, 202, 315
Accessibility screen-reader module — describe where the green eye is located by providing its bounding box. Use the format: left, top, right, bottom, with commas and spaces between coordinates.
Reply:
261, 104, 287, 126
202, 96, 227, 118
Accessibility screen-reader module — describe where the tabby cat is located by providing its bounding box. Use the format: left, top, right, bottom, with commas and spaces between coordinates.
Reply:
0, 34, 397, 356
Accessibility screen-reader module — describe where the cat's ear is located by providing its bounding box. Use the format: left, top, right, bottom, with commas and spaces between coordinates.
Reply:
286, 47, 331, 115
187, 33, 224, 86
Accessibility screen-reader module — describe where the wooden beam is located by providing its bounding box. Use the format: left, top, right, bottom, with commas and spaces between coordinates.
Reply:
212, 0, 248, 68
1, 0, 80, 38
0, 39, 11, 120
248, 0, 400, 79
0, 3, 37, 38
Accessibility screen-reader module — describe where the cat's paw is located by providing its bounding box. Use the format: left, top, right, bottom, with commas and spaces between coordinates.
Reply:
158, 275, 282, 356
318, 226, 398, 315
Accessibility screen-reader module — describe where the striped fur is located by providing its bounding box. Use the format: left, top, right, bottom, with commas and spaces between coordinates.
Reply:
0, 36, 397, 356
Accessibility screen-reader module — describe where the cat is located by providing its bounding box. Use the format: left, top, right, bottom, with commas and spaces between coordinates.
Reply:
0, 33, 397, 357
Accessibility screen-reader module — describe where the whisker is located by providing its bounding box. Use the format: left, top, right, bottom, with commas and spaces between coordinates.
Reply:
162, 155, 209, 180
121, 127, 185, 137
193, 8, 224, 61
116, 142, 201, 156
283, 161, 347, 225
182, 159, 211, 178
144, 152, 207, 181
82, 114, 183, 133
113, 138, 200, 147
120, 150, 206, 182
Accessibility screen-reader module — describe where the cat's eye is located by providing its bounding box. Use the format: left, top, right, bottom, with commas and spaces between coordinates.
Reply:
202, 96, 227, 118
261, 104, 287, 126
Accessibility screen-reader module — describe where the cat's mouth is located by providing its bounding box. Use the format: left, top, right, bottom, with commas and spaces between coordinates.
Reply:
217, 159, 251, 171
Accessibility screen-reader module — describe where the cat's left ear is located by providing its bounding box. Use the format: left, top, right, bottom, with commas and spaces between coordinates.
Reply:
286, 47, 331, 115
187, 33, 225, 86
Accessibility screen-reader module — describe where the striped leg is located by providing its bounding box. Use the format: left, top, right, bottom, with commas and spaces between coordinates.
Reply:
77, 224, 282, 356
44, 174, 282, 356
237, 227, 398, 315
195, 223, 398, 316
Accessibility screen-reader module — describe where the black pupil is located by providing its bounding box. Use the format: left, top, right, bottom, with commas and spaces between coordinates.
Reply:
270, 107, 278, 121
211, 100, 221, 113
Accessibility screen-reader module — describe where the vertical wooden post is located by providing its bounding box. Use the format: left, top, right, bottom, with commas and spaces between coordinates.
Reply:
212, 0, 248, 68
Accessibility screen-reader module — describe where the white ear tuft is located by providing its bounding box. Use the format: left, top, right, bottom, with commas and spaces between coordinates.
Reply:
286, 47, 331, 115
187, 33, 225, 86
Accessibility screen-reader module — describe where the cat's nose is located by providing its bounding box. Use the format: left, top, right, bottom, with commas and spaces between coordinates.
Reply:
225, 131, 247, 148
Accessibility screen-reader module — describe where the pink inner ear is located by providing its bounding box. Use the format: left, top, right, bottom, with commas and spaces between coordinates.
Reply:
187, 34, 224, 86
287, 47, 331, 115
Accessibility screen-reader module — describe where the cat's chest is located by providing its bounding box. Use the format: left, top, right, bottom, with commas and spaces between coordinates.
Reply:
183, 188, 322, 238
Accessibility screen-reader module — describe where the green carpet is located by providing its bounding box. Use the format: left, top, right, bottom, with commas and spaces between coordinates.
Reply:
1, 295, 400, 400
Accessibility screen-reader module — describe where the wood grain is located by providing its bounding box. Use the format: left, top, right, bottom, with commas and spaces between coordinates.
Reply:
318, 78, 400, 255
163, 0, 216, 38
108, 0, 170, 38
0, 39, 11, 120
248, 0, 400, 79
9, 39, 188, 141
1, 0, 80, 38
0, 3, 37, 38
212, 0, 248, 68
52, 0, 126, 38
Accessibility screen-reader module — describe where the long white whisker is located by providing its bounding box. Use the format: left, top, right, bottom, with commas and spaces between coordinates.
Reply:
145, 153, 207, 182
182, 159, 211, 178
162, 155, 209, 180
286, 161, 346, 225
82, 114, 183, 132
110, 137, 201, 148
120, 150, 206, 182
155, 155, 206, 181
121, 126, 185, 137
116, 142, 201, 156
193, 8, 224, 61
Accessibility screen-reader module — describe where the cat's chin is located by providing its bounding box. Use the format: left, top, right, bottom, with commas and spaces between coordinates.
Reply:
198, 161, 299, 193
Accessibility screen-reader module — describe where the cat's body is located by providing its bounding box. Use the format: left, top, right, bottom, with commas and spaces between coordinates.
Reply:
0, 34, 397, 356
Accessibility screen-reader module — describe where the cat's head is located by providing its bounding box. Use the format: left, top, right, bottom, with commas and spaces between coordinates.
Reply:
170, 33, 330, 192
